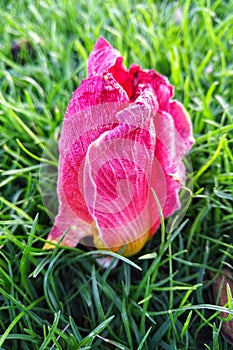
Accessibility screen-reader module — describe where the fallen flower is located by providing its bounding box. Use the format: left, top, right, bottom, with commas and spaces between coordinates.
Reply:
44, 36, 194, 256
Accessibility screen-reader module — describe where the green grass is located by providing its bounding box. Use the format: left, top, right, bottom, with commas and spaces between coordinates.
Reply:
0, 0, 233, 349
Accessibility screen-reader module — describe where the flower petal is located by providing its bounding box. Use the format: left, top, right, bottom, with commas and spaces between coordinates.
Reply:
136, 68, 174, 111
169, 100, 195, 156
82, 87, 164, 255
47, 102, 128, 247
109, 59, 137, 100
44, 36, 194, 255
88, 36, 137, 100
65, 75, 128, 118
88, 36, 121, 76
83, 123, 156, 254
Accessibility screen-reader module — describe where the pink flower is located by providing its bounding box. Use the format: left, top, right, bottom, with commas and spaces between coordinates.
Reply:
44, 37, 194, 256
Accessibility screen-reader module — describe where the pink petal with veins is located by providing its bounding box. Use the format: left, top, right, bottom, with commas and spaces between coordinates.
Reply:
45, 36, 194, 256
65, 75, 128, 118
169, 100, 195, 156
88, 36, 121, 76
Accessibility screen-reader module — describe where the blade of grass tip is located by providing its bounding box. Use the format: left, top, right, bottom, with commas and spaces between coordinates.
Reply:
20, 214, 39, 293
80, 250, 142, 271
138, 252, 157, 260
136, 327, 152, 350
29, 255, 53, 278
151, 188, 165, 246
30, 228, 67, 278
77, 316, 115, 347
97, 335, 130, 350
49, 323, 70, 350
39, 311, 61, 350
180, 310, 193, 341
203, 81, 219, 118
178, 288, 197, 310
24, 88, 36, 112
196, 49, 213, 80
226, 282, 233, 312
204, 344, 211, 350
122, 263, 131, 297
69, 316, 82, 342
212, 323, 220, 350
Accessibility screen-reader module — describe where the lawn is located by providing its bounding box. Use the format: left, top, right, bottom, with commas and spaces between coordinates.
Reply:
0, 0, 233, 349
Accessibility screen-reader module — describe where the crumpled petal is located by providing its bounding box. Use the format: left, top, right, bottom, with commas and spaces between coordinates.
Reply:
45, 36, 194, 256
83, 86, 159, 255
47, 103, 127, 247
